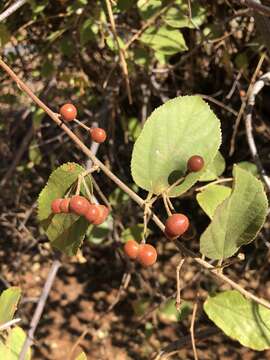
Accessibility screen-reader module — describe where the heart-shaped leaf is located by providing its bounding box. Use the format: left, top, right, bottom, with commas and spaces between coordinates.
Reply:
131, 96, 221, 196
204, 290, 270, 351
200, 166, 268, 260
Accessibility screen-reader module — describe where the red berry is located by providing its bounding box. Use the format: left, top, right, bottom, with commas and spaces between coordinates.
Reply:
124, 240, 140, 260
59, 103, 77, 122
92, 205, 110, 225
84, 204, 100, 223
165, 213, 189, 238
137, 244, 157, 267
69, 195, 90, 216
187, 155, 204, 172
90, 128, 107, 143
51, 198, 63, 214
59, 198, 70, 213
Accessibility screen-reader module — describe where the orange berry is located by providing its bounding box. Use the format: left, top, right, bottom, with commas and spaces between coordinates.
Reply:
69, 195, 90, 216
124, 240, 140, 260
92, 205, 110, 225
187, 155, 204, 172
137, 244, 157, 267
51, 198, 63, 214
90, 128, 107, 143
84, 204, 100, 223
165, 213, 189, 238
60, 103, 77, 122
59, 198, 70, 213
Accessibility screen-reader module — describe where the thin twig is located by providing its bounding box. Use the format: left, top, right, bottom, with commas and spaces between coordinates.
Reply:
195, 178, 233, 192
190, 298, 199, 360
238, 0, 270, 16
0, 0, 27, 22
19, 260, 61, 360
229, 53, 265, 156
1, 58, 270, 311
152, 328, 217, 360
91, 176, 112, 209
0, 318, 21, 331
105, 0, 132, 104
176, 258, 185, 310
198, 94, 238, 117
162, 193, 172, 217
244, 71, 270, 192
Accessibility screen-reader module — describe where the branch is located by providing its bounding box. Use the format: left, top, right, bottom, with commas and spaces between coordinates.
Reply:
0, 0, 28, 22
1, 58, 270, 311
19, 260, 61, 360
104, 0, 132, 104
152, 328, 217, 360
238, 0, 270, 16
245, 71, 270, 192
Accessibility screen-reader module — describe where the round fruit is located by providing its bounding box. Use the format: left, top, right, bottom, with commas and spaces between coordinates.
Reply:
69, 195, 90, 216
187, 155, 204, 172
84, 204, 100, 223
51, 198, 63, 214
92, 205, 110, 225
137, 244, 157, 267
59, 198, 70, 213
165, 213, 189, 238
59, 103, 77, 122
90, 128, 107, 143
124, 240, 140, 260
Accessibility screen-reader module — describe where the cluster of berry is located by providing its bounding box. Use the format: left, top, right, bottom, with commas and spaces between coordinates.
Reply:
51, 195, 109, 225
59, 103, 107, 143
123, 155, 205, 267
124, 241, 157, 267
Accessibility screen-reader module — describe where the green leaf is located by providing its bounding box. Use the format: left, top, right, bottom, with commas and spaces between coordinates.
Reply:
204, 290, 270, 351
131, 96, 221, 196
200, 152, 226, 182
80, 19, 98, 46
0, 24, 11, 47
237, 161, 259, 177
121, 224, 151, 243
158, 299, 191, 323
132, 298, 151, 316
32, 108, 45, 130
137, 0, 162, 20
116, 0, 135, 11
60, 36, 75, 57
164, 0, 206, 29
0, 287, 21, 326
29, 140, 42, 166
196, 184, 231, 219
140, 25, 188, 56
46, 214, 89, 256
75, 351, 87, 360
38, 163, 92, 255
128, 117, 142, 141
0, 326, 31, 360
200, 166, 268, 260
